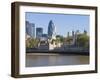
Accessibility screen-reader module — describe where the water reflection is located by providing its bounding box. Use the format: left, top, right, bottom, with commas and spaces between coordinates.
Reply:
26, 53, 89, 67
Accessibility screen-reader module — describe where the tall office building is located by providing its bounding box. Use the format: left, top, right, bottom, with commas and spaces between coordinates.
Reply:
36, 27, 43, 39
67, 32, 70, 37
26, 21, 35, 38
30, 23, 35, 38
72, 31, 76, 45
26, 21, 30, 35
48, 20, 56, 39
72, 31, 75, 37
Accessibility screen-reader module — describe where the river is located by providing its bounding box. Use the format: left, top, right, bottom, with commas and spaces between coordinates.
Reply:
26, 53, 89, 67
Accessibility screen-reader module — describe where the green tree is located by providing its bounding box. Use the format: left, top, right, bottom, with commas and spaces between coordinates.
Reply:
26, 38, 39, 48
77, 34, 89, 48
66, 37, 73, 44
56, 35, 64, 43
26, 38, 32, 48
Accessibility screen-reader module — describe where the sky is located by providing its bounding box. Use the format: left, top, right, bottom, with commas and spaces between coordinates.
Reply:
25, 12, 89, 37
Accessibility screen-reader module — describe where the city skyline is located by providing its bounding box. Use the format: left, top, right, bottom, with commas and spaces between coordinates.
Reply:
26, 12, 89, 37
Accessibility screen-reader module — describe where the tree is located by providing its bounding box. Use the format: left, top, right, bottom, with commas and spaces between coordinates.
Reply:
66, 36, 73, 45
26, 38, 39, 48
56, 35, 64, 43
26, 38, 31, 48
77, 34, 89, 48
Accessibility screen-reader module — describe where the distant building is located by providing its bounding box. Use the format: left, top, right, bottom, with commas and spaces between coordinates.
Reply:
39, 34, 48, 41
42, 34, 48, 40
36, 27, 43, 39
66, 30, 81, 46
84, 30, 87, 35
72, 31, 75, 37
67, 32, 70, 37
26, 21, 30, 35
26, 21, 35, 38
76, 30, 80, 35
30, 23, 35, 38
72, 31, 76, 45
48, 20, 56, 39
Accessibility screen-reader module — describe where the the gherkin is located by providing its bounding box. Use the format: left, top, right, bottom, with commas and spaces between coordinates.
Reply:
48, 20, 56, 39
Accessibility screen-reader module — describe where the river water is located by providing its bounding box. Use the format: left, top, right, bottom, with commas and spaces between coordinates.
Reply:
26, 53, 89, 67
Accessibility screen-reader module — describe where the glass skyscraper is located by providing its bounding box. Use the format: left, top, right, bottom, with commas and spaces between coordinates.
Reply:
48, 20, 56, 39
36, 27, 43, 39
30, 23, 35, 38
26, 21, 35, 38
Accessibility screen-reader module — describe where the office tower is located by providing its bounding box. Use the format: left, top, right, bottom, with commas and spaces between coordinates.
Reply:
48, 20, 56, 39
67, 32, 69, 37
26, 21, 35, 38
72, 31, 75, 37
26, 21, 30, 35
72, 31, 76, 45
41, 34, 48, 40
36, 27, 43, 39
42, 34, 48, 38
30, 23, 35, 38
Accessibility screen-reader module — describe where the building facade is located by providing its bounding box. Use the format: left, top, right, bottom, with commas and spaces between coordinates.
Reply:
26, 21, 30, 35
36, 27, 43, 39
26, 21, 35, 38
30, 23, 35, 38
48, 20, 56, 39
